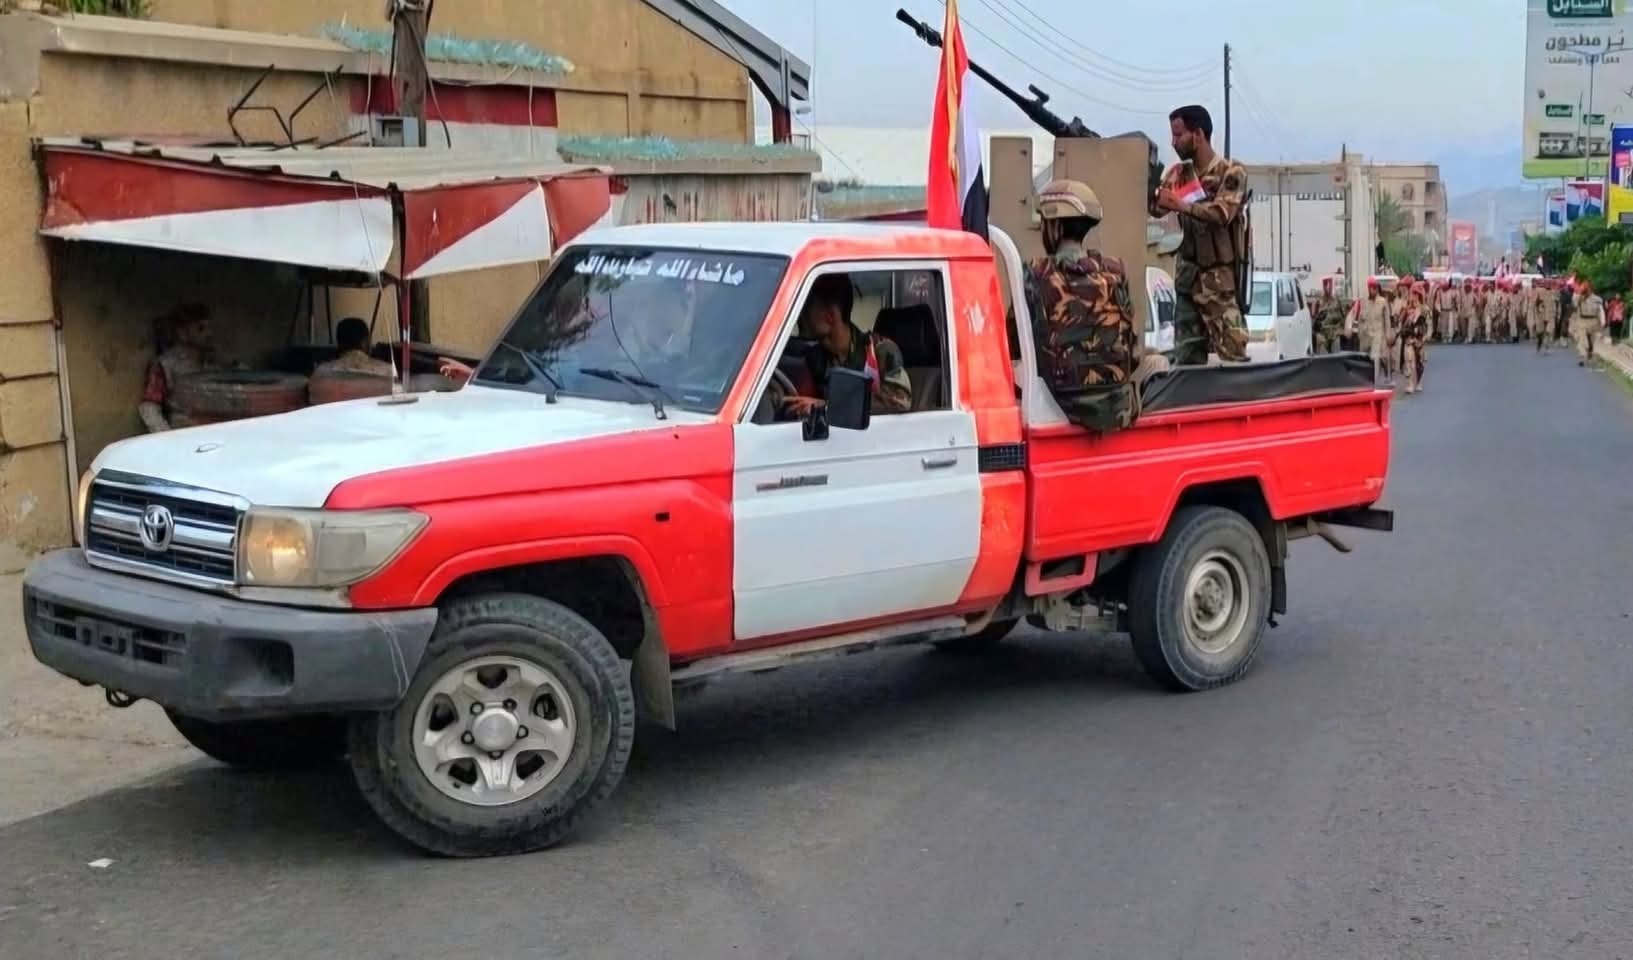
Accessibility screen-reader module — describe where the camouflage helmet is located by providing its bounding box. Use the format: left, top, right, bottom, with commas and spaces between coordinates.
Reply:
1036, 179, 1104, 223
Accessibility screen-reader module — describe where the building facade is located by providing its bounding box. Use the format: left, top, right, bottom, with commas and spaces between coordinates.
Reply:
1369, 162, 1448, 244
0, 3, 812, 567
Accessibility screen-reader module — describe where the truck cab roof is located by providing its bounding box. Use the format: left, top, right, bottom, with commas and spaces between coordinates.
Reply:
574, 221, 995, 259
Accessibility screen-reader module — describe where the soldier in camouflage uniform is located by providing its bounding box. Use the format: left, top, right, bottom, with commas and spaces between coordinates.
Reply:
1398, 278, 1429, 394
1026, 179, 1168, 432
1151, 104, 1249, 365
1312, 278, 1346, 353
785, 274, 913, 416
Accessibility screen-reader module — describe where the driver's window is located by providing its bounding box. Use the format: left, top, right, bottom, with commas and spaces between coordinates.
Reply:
752, 266, 952, 425
1276, 280, 1298, 317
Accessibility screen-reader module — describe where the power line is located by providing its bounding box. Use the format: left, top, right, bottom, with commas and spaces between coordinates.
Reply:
961, 0, 1219, 94
930, 1, 1187, 120
995, 0, 1223, 80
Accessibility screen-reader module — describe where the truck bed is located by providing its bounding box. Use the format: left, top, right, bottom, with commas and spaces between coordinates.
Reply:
1024, 355, 1390, 560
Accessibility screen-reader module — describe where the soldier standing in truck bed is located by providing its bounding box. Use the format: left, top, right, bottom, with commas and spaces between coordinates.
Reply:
1151, 104, 1249, 365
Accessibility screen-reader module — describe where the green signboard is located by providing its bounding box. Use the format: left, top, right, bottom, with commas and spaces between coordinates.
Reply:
1588, 112, 1608, 125
1547, 103, 1576, 117
1548, 0, 1618, 17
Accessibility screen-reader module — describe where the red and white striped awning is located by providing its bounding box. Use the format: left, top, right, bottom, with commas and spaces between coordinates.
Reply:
36, 139, 614, 279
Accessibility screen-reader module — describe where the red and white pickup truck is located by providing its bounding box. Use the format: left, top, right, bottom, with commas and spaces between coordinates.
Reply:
23, 222, 1392, 856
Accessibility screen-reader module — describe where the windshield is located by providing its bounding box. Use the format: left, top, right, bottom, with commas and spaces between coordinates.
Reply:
474, 246, 788, 413
1248, 281, 1273, 317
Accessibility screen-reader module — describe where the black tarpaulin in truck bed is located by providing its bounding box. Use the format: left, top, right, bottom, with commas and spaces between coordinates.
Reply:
1139, 353, 1377, 414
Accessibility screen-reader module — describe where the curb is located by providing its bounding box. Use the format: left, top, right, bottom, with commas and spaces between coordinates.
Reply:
1603, 343, 1633, 381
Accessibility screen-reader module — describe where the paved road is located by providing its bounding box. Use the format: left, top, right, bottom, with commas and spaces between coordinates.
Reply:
5, 346, 1633, 960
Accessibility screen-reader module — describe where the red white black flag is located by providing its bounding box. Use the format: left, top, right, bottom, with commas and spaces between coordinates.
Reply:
926, 0, 988, 241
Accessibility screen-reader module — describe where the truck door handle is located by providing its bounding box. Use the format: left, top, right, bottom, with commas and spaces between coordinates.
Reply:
922, 455, 958, 470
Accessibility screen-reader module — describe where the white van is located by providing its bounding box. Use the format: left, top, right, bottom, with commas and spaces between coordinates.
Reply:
1145, 266, 1176, 354
1245, 270, 1313, 362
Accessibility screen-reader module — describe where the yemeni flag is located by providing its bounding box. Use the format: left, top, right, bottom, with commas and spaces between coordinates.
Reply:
926, 0, 988, 240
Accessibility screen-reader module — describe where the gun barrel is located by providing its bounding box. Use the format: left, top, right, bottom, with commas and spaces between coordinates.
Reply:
895, 7, 1074, 137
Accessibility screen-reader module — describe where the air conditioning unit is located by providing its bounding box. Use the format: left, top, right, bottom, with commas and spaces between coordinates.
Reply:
371, 115, 422, 147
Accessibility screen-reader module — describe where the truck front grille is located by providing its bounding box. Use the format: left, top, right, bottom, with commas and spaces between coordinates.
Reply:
84, 474, 242, 586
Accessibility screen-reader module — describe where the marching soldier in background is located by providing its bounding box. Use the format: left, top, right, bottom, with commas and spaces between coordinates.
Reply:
1534, 279, 1558, 354
1463, 277, 1489, 344
1151, 104, 1250, 365
1556, 279, 1574, 344
1398, 278, 1429, 394
1313, 278, 1346, 353
1433, 280, 1456, 343
1573, 281, 1606, 367
1027, 178, 1168, 432
1358, 278, 1393, 383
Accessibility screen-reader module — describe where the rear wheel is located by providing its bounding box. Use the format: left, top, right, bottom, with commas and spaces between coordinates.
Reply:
166, 711, 346, 770
347, 594, 635, 857
1127, 506, 1270, 691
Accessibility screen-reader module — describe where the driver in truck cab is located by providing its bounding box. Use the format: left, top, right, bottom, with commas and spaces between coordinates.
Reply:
783, 273, 914, 417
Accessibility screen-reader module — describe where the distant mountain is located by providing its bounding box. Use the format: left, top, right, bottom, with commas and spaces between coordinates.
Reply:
1436, 145, 1526, 194
1449, 186, 1546, 247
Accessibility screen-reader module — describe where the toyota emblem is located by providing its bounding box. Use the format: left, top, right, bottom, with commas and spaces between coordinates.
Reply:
138, 504, 174, 552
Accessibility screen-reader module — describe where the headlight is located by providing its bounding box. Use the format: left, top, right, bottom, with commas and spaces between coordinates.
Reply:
239, 508, 427, 588
74, 470, 93, 547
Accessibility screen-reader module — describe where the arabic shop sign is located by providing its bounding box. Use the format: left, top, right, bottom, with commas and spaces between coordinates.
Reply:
1548, 0, 1619, 17
1546, 103, 1575, 117
1588, 112, 1608, 125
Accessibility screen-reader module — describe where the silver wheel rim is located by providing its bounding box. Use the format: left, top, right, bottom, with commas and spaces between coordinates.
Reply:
1183, 549, 1251, 657
411, 655, 577, 807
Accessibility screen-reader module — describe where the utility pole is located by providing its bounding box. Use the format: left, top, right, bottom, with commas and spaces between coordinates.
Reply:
1223, 43, 1232, 158
389, 0, 432, 344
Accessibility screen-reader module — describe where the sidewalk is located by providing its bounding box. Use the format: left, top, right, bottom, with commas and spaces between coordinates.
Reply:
1601, 341, 1633, 382
0, 573, 194, 826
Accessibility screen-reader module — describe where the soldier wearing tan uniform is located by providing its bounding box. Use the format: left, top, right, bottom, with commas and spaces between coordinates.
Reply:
1574, 282, 1606, 366
1358, 279, 1394, 383
1434, 281, 1457, 342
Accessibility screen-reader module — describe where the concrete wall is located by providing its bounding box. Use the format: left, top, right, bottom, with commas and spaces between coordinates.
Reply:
147, 0, 754, 140
0, 48, 359, 568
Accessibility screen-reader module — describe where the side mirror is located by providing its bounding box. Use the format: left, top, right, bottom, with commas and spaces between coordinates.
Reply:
823, 367, 872, 433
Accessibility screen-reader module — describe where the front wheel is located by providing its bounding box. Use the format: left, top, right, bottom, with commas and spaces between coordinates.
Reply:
1126, 506, 1271, 691
347, 594, 636, 857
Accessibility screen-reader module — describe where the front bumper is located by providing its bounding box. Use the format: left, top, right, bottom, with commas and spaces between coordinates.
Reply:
22, 549, 438, 721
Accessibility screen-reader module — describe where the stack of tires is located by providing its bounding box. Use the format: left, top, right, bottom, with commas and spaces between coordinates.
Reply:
169, 371, 308, 428
307, 371, 455, 406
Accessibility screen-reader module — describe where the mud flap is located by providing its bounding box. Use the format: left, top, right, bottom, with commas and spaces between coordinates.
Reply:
630, 633, 676, 731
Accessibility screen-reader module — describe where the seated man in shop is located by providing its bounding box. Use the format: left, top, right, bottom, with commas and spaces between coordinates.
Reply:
315, 317, 394, 377
138, 302, 220, 433
782, 274, 913, 418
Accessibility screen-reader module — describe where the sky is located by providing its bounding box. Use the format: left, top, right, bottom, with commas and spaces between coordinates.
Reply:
719, 0, 1530, 192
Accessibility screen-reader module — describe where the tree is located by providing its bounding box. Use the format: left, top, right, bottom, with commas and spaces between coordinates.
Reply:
1375, 194, 1414, 244
1524, 214, 1632, 297
1382, 233, 1430, 277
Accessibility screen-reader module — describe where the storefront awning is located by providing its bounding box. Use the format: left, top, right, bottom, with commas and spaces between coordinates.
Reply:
35, 139, 615, 279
